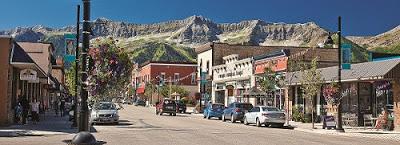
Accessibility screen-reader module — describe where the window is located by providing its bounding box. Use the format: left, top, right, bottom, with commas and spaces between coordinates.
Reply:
174, 73, 180, 84
251, 107, 260, 112
191, 73, 196, 84
160, 72, 165, 82
206, 61, 210, 73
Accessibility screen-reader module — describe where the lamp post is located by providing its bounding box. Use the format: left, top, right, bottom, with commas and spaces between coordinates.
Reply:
78, 0, 90, 132
325, 16, 345, 132
72, 4, 80, 128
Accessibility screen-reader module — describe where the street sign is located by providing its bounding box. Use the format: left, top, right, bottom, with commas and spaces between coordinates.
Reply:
342, 43, 351, 70
200, 71, 207, 84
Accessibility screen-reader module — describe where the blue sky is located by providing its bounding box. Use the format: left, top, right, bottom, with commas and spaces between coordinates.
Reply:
1, 0, 399, 36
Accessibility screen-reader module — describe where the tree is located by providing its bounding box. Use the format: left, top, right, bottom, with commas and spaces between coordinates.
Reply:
259, 67, 279, 94
299, 57, 323, 129
159, 85, 189, 99
87, 37, 134, 102
65, 62, 77, 95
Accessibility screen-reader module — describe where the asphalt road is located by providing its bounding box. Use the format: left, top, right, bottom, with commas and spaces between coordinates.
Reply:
0, 105, 399, 145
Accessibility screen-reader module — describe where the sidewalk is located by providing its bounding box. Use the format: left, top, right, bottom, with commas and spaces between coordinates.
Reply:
290, 121, 400, 141
0, 111, 76, 137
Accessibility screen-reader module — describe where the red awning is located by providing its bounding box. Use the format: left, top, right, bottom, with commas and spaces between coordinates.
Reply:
136, 87, 145, 94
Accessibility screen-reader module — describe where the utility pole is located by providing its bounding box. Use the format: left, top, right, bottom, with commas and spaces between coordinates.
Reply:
72, 4, 80, 128
79, 0, 90, 132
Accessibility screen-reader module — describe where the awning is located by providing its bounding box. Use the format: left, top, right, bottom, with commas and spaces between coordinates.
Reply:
10, 42, 47, 78
136, 87, 145, 94
287, 58, 400, 85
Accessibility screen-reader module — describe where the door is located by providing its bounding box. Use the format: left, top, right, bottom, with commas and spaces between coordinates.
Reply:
249, 107, 260, 123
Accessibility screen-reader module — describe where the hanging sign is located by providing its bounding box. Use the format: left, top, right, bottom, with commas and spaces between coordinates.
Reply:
20, 69, 37, 81
342, 43, 352, 70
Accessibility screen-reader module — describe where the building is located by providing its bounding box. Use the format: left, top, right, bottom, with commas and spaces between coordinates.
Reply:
0, 36, 13, 125
212, 54, 254, 106
288, 58, 400, 131
197, 42, 339, 106
133, 61, 197, 104
18, 42, 60, 111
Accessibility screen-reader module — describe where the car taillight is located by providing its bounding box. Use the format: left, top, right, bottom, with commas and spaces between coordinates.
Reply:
235, 108, 241, 112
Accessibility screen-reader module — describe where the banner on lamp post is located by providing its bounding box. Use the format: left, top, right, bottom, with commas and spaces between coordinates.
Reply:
342, 43, 351, 70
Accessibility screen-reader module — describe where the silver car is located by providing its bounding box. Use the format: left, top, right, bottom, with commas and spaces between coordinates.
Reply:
243, 106, 285, 127
90, 102, 120, 125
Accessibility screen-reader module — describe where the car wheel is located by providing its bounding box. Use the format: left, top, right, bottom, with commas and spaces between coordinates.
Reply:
256, 118, 261, 127
207, 113, 211, 119
244, 117, 249, 125
159, 112, 163, 116
218, 117, 222, 120
173, 113, 177, 116
203, 113, 206, 118
222, 115, 226, 122
169, 113, 172, 116
231, 115, 235, 123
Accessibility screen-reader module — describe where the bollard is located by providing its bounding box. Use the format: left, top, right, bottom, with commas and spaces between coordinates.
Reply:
63, 132, 106, 145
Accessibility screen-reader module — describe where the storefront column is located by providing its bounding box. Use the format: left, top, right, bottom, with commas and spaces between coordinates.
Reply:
392, 79, 400, 131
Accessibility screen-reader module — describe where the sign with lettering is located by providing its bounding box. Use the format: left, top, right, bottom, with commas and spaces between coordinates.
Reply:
20, 69, 37, 81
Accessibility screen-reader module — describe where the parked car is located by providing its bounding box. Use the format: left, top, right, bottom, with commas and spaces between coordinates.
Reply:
222, 102, 253, 123
243, 106, 285, 127
176, 101, 187, 113
203, 103, 224, 120
156, 99, 176, 116
90, 102, 120, 125
134, 99, 146, 107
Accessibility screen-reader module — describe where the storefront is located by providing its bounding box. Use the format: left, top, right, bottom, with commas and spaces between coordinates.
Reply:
288, 58, 400, 130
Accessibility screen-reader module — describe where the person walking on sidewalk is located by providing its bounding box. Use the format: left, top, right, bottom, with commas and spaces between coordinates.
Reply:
60, 99, 65, 117
30, 99, 40, 124
14, 103, 22, 124
20, 95, 29, 125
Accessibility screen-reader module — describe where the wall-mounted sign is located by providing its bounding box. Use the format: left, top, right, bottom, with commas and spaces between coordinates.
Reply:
28, 77, 40, 83
20, 69, 37, 81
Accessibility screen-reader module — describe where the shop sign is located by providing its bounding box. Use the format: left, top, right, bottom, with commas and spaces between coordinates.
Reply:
376, 81, 391, 90
28, 77, 40, 83
20, 69, 37, 81
341, 43, 352, 70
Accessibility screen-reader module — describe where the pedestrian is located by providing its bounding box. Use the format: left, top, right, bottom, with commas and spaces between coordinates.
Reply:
54, 99, 59, 116
30, 99, 40, 124
15, 103, 22, 124
60, 99, 65, 117
20, 95, 29, 125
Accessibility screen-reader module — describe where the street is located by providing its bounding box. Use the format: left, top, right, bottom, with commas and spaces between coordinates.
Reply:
0, 105, 399, 145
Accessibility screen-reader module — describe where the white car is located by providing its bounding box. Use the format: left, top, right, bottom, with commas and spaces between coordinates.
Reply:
243, 106, 285, 127
90, 102, 120, 125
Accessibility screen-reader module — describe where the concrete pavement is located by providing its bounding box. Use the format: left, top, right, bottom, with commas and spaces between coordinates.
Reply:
0, 105, 399, 145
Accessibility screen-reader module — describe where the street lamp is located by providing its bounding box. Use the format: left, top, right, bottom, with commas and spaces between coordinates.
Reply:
324, 16, 345, 133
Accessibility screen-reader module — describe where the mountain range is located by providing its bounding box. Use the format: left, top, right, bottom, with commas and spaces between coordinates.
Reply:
1, 15, 398, 64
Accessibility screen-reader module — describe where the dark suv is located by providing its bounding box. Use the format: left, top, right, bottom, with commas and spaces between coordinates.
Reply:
176, 101, 187, 113
156, 99, 177, 116
222, 102, 253, 123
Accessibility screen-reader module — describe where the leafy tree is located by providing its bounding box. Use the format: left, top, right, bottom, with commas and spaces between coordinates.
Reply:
65, 62, 77, 95
259, 67, 278, 94
299, 57, 323, 129
159, 85, 189, 99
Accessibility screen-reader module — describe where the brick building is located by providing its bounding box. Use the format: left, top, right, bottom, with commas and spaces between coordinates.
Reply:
133, 61, 197, 104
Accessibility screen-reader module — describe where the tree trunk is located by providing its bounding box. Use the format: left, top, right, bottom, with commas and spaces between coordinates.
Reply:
312, 107, 315, 129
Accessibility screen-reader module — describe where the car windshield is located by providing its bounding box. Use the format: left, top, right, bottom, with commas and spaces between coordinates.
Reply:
262, 107, 279, 112
237, 104, 253, 110
212, 104, 224, 109
96, 103, 116, 110
164, 100, 175, 104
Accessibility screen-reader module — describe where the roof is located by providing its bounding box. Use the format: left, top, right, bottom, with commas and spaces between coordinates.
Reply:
287, 58, 400, 85
140, 61, 197, 68
17, 42, 51, 53
243, 86, 267, 97
253, 49, 288, 60
11, 42, 35, 63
